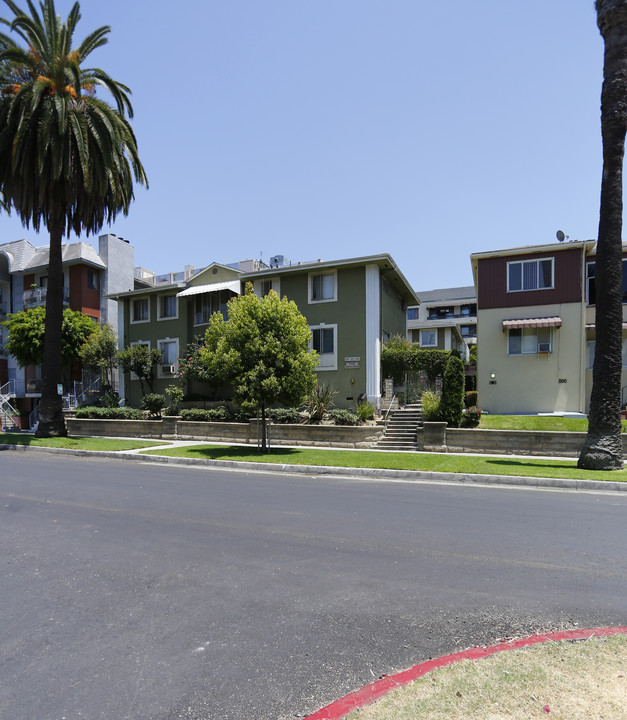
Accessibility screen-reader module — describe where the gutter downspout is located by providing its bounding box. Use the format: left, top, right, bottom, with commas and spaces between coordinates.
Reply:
579, 243, 588, 414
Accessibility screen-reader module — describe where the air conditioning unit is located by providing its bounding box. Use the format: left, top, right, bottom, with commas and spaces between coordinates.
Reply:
538, 343, 551, 353
161, 364, 176, 374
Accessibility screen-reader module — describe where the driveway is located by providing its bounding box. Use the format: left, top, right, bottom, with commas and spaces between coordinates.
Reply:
1, 452, 625, 719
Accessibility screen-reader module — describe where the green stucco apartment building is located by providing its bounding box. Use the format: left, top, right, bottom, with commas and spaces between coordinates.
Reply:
112, 254, 418, 410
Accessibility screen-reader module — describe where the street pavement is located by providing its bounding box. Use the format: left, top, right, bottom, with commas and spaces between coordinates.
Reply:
1, 451, 626, 719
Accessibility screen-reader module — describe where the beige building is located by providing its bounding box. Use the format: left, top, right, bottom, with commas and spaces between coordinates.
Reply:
471, 239, 627, 415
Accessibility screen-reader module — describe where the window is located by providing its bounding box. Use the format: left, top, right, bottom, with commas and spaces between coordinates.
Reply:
460, 324, 476, 337
461, 303, 477, 317
508, 327, 553, 355
508, 258, 554, 292
310, 324, 337, 370
254, 277, 280, 298
309, 271, 336, 303
129, 340, 150, 380
157, 338, 179, 377
587, 260, 627, 305
428, 306, 454, 320
131, 297, 149, 323
158, 294, 178, 320
407, 307, 419, 320
87, 270, 99, 291
421, 329, 437, 347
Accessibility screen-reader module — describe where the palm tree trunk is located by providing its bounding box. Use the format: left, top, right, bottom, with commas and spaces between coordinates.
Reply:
578, 0, 627, 469
35, 217, 67, 437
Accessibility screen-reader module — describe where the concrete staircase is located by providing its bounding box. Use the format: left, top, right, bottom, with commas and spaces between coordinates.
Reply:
0, 381, 20, 432
377, 402, 423, 450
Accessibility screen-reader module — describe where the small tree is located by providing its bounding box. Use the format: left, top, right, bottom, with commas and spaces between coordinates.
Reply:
440, 354, 465, 427
199, 285, 319, 451
118, 344, 162, 397
79, 323, 118, 388
4, 307, 95, 368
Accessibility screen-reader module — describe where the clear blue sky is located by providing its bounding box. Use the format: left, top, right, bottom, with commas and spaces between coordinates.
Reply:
0, 0, 616, 292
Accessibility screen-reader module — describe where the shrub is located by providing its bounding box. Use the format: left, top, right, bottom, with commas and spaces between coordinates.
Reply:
179, 406, 249, 422
440, 355, 465, 427
304, 384, 338, 423
141, 393, 165, 418
328, 408, 361, 426
355, 400, 375, 422
267, 408, 303, 424
461, 406, 482, 427
75, 406, 144, 420
421, 390, 441, 421
99, 391, 120, 408
465, 390, 478, 408
165, 385, 184, 415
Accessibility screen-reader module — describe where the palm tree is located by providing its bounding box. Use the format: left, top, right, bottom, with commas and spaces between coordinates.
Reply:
0, 0, 147, 436
578, 0, 627, 470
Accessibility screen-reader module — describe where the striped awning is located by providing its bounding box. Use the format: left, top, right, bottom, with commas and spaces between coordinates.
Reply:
177, 280, 241, 298
502, 316, 562, 330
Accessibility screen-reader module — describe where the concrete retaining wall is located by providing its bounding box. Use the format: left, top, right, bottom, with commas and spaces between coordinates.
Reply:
66, 417, 382, 448
418, 423, 627, 457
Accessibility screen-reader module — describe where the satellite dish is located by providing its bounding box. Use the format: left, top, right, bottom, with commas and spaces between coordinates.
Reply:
556, 230, 566, 242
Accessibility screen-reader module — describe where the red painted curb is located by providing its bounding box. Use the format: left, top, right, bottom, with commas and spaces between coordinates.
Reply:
304, 626, 627, 720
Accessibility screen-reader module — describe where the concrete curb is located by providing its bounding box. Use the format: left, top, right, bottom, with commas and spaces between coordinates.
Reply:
303, 627, 627, 720
2, 443, 627, 492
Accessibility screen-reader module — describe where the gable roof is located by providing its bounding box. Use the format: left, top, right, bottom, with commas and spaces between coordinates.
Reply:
240, 253, 419, 306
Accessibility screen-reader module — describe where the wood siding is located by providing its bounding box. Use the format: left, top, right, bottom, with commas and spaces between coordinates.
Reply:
477, 247, 583, 310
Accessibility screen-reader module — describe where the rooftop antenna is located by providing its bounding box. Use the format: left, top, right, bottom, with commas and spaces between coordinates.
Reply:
556, 230, 569, 242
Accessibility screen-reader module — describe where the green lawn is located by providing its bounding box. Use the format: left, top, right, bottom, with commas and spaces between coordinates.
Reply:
0, 433, 168, 451
140, 444, 627, 482
479, 415, 590, 432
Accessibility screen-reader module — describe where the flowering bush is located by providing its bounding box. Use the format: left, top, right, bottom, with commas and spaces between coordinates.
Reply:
178, 342, 212, 384
461, 405, 482, 427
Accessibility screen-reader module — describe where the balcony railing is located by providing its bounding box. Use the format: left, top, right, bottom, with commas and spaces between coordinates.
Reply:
426, 312, 477, 321
23, 287, 70, 308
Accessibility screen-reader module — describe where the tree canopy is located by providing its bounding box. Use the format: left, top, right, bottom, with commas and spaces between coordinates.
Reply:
3, 306, 95, 367
0, 0, 147, 436
79, 322, 118, 388
118, 344, 162, 397
381, 335, 450, 384
199, 286, 319, 451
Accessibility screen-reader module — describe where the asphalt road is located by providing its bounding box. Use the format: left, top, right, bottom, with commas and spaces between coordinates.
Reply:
1, 451, 626, 720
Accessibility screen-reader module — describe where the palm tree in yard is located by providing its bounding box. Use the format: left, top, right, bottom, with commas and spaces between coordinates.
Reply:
578, 0, 627, 470
0, 0, 147, 436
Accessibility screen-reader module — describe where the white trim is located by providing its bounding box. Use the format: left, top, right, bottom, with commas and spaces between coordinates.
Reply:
310, 323, 338, 371
253, 277, 281, 299
308, 269, 337, 304
157, 293, 179, 321
365, 264, 380, 405
130, 297, 150, 324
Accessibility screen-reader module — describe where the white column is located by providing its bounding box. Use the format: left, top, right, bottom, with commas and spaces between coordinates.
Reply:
365, 264, 381, 407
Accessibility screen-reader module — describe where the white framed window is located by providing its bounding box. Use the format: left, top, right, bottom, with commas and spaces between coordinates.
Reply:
508, 327, 553, 355
158, 294, 178, 320
507, 258, 554, 292
308, 270, 337, 303
131, 297, 150, 323
310, 324, 337, 370
253, 277, 280, 299
157, 338, 179, 378
407, 307, 419, 321
129, 340, 150, 380
420, 329, 437, 347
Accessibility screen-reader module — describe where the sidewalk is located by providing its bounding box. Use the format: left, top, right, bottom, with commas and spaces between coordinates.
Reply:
6, 435, 627, 493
